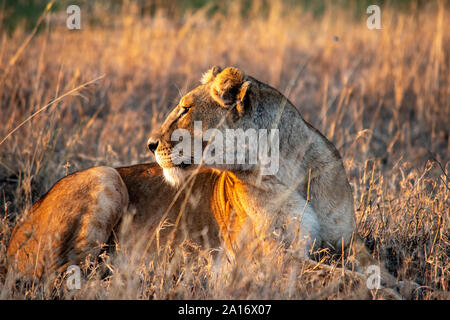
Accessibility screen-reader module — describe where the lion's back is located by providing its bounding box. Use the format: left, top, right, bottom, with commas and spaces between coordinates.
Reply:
6, 166, 129, 278
5, 163, 222, 279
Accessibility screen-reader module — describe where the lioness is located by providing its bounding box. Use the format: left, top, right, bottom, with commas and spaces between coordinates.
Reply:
5, 66, 394, 290
148, 66, 356, 257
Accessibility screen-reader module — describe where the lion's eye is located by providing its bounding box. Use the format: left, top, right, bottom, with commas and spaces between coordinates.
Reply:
180, 106, 191, 116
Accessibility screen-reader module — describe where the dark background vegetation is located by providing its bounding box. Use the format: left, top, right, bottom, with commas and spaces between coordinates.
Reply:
1, 0, 436, 32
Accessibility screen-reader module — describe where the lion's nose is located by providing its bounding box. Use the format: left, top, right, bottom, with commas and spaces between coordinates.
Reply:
147, 139, 159, 154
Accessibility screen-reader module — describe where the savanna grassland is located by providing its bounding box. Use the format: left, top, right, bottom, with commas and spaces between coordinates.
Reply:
0, 0, 448, 299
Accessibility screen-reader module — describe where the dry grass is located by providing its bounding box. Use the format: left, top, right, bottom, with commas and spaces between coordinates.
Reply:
0, 1, 448, 299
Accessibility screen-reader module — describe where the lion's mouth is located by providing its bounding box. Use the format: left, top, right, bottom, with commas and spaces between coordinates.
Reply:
155, 149, 194, 170
177, 162, 192, 169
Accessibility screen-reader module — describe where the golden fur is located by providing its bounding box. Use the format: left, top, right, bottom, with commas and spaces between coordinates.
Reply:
6, 167, 128, 277
6, 164, 223, 278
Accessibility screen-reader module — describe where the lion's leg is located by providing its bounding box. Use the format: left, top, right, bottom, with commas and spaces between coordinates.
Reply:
6, 166, 129, 280
280, 195, 321, 259
351, 235, 420, 298
280, 202, 409, 299
316, 211, 419, 298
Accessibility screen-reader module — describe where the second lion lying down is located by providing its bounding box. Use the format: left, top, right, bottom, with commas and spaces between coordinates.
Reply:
6, 66, 386, 286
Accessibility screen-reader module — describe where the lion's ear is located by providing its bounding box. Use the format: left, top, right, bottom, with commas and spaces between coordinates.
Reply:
201, 66, 222, 84
210, 67, 250, 115
236, 80, 251, 115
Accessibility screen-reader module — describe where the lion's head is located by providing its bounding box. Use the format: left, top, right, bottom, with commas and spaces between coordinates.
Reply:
148, 66, 285, 185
